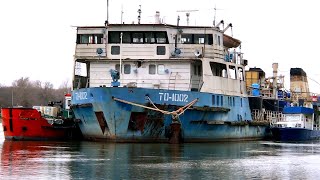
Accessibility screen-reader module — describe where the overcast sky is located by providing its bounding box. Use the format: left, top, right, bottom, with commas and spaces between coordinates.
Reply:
1, 0, 320, 92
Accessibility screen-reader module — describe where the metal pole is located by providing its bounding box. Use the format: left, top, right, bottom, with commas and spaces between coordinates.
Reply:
120, 32, 123, 76
121, 4, 123, 23
107, 0, 109, 23
11, 87, 13, 107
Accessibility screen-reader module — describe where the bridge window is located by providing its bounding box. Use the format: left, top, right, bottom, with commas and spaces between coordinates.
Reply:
109, 32, 121, 43
132, 32, 144, 43
181, 34, 192, 44
145, 32, 155, 43
155, 32, 167, 43
77, 34, 103, 44
149, 64, 156, 74
108, 31, 168, 44
181, 34, 213, 45
214, 34, 221, 46
122, 32, 131, 43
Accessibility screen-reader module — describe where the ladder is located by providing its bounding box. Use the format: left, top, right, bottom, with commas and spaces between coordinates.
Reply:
168, 72, 178, 90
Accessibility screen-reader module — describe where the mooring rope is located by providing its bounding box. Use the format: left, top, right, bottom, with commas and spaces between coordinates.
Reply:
112, 96, 199, 119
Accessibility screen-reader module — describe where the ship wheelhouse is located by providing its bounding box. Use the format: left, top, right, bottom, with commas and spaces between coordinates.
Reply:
73, 23, 246, 97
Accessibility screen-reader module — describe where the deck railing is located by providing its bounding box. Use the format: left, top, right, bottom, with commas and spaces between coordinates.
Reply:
252, 109, 284, 124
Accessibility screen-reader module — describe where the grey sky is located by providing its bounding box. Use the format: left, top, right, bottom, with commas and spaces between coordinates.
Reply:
1, 0, 320, 92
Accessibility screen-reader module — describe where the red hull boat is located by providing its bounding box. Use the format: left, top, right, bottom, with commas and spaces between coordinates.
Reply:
1, 107, 77, 141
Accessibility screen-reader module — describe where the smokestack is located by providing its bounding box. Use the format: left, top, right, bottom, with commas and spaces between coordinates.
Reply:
272, 63, 278, 99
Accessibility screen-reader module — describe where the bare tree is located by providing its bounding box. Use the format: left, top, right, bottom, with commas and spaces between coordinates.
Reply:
0, 77, 72, 108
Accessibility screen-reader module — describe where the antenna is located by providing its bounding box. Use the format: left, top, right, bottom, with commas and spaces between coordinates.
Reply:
121, 4, 124, 23
176, 9, 199, 26
137, 5, 141, 24
213, 5, 223, 27
106, 0, 109, 25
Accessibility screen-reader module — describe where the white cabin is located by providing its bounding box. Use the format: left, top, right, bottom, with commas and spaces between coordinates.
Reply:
73, 23, 247, 96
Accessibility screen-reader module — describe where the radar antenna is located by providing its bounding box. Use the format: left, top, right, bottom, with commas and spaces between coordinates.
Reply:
137, 5, 142, 24
176, 9, 199, 26
213, 5, 223, 27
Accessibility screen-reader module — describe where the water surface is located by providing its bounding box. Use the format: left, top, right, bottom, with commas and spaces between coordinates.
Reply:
1, 124, 320, 179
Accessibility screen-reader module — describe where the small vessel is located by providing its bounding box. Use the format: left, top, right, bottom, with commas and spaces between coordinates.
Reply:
270, 106, 320, 141
270, 68, 320, 141
70, 8, 283, 143
1, 94, 81, 140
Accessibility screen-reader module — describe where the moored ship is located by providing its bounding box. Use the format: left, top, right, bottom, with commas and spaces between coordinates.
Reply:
270, 68, 320, 141
1, 94, 81, 140
70, 8, 281, 143
271, 106, 320, 141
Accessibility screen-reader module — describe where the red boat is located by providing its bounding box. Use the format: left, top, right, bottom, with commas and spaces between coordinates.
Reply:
1, 94, 81, 141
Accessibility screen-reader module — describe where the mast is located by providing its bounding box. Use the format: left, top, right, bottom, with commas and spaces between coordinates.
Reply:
107, 0, 109, 24
137, 5, 141, 24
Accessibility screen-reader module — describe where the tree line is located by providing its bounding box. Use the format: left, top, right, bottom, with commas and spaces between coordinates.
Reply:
0, 77, 71, 108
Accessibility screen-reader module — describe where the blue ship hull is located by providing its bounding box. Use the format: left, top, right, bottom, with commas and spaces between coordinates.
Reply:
271, 127, 320, 142
71, 87, 269, 142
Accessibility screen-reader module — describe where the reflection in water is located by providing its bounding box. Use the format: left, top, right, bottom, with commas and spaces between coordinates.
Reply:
1, 128, 320, 179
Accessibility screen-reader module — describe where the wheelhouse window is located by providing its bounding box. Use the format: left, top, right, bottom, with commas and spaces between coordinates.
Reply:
181, 34, 213, 45
77, 34, 103, 44
132, 32, 143, 43
109, 32, 121, 43
122, 32, 131, 43
155, 32, 167, 43
124, 64, 131, 74
210, 62, 227, 77
108, 31, 168, 44
181, 34, 193, 44
214, 34, 221, 46
145, 32, 155, 43
149, 64, 156, 74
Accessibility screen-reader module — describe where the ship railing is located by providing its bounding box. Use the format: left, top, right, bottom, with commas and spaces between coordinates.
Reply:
314, 125, 320, 130
252, 109, 284, 123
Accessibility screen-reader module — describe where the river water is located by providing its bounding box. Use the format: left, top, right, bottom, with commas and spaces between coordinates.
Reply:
1, 124, 320, 180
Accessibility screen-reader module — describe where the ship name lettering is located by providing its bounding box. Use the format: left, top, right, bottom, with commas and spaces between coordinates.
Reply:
159, 92, 188, 102
75, 92, 87, 100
